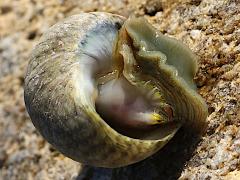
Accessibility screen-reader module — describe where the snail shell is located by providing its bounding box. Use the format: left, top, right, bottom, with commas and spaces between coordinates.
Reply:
24, 12, 208, 168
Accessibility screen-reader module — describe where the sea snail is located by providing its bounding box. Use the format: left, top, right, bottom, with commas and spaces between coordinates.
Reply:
24, 12, 208, 168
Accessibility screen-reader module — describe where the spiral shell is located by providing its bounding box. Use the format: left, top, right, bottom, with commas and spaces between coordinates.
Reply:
24, 12, 208, 168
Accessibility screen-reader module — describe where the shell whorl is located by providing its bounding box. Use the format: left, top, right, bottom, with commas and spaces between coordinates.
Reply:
24, 12, 208, 167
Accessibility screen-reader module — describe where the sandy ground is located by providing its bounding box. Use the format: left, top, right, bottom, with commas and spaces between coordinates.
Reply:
0, 0, 239, 179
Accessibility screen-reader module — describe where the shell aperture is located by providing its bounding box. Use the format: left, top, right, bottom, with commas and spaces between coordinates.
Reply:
24, 12, 208, 168
113, 17, 208, 133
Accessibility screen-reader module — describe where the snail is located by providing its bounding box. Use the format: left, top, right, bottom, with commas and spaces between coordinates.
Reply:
24, 12, 208, 168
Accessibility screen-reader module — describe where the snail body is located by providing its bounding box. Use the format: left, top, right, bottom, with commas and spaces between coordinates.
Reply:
24, 12, 208, 168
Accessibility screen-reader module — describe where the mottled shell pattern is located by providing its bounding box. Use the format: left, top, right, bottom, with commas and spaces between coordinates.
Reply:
24, 12, 208, 168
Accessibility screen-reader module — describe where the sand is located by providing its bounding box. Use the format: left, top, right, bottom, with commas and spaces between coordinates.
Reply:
0, 0, 239, 179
